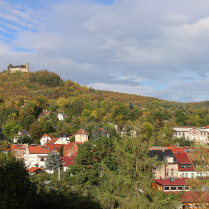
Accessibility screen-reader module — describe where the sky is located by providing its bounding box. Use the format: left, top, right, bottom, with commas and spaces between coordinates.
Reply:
1, 0, 209, 103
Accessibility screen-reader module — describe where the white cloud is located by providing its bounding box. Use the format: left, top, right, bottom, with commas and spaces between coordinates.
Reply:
1, 0, 209, 102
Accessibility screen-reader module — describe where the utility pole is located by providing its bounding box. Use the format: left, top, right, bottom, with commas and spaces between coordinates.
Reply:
58, 167, 60, 181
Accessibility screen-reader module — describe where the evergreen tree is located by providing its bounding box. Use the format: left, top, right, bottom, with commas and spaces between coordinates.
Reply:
92, 125, 101, 141
45, 151, 63, 172
129, 102, 134, 110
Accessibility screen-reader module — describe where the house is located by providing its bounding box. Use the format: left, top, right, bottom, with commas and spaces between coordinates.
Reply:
44, 144, 64, 153
63, 142, 78, 157
75, 129, 88, 143
11, 144, 27, 159
23, 145, 51, 171
148, 149, 179, 179
152, 178, 188, 192
173, 127, 208, 144
57, 113, 66, 121
40, 134, 52, 146
153, 178, 209, 208
58, 132, 71, 144
99, 128, 110, 137
13, 129, 30, 143
28, 167, 44, 175
47, 137, 65, 145
61, 156, 76, 171
173, 152, 196, 179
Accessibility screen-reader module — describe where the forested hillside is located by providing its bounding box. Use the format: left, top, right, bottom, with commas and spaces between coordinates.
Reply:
0, 70, 209, 147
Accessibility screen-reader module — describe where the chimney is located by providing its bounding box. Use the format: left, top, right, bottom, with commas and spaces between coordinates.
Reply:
180, 175, 182, 179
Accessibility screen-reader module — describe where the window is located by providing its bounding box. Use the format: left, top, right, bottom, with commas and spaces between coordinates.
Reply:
69, 151, 71, 154
83, 135, 85, 137
185, 173, 188, 178
191, 173, 194, 178
178, 187, 183, 191
171, 187, 176, 191
182, 173, 184, 178
166, 168, 169, 177
41, 158, 44, 161
171, 169, 173, 177
180, 165, 184, 168
72, 151, 75, 154
164, 186, 169, 191
185, 186, 189, 191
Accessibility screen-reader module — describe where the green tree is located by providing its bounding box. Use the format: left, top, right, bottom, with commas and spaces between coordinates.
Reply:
0, 153, 35, 209
29, 121, 44, 140
2, 120, 21, 142
58, 145, 64, 157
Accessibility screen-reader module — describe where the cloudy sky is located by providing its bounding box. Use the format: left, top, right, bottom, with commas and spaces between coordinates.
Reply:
1, 0, 209, 102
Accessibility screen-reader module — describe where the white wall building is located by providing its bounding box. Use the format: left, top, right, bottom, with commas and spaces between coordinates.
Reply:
173, 127, 208, 144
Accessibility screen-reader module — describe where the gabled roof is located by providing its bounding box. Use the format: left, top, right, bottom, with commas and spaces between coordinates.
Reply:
75, 129, 88, 135
44, 144, 63, 152
155, 178, 186, 186
148, 150, 178, 163
205, 125, 209, 129
174, 153, 191, 164
28, 167, 44, 173
47, 138, 59, 144
40, 133, 51, 140
58, 132, 71, 137
61, 156, 76, 166
64, 142, 77, 150
29, 145, 50, 154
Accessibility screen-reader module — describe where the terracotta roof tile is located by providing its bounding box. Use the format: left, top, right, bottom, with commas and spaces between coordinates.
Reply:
75, 129, 88, 135
29, 145, 50, 154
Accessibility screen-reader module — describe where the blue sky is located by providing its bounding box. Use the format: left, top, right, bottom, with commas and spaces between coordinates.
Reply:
1, 0, 209, 102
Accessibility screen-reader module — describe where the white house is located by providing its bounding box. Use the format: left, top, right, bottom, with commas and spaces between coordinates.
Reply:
13, 129, 30, 143
75, 129, 88, 143
40, 134, 52, 146
173, 127, 208, 144
57, 113, 66, 121
47, 137, 65, 145
23, 145, 51, 172
58, 132, 71, 144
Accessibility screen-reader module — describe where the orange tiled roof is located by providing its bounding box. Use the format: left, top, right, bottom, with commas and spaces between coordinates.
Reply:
11, 144, 26, 150
64, 142, 76, 150
40, 133, 51, 140
75, 129, 88, 135
29, 145, 50, 154
48, 138, 59, 144
28, 167, 44, 173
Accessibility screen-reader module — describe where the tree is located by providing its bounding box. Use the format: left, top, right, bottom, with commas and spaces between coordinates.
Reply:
29, 121, 44, 140
129, 102, 134, 110
45, 151, 63, 172
57, 97, 68, 109
58, 145, 64, 157
95, 137, 181, 208
92, 124, 101, 141
2, 120, 21, 142
0, 153, 35, 208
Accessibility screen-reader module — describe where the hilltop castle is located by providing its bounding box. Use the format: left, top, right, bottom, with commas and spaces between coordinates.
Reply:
7, 63, 29, 73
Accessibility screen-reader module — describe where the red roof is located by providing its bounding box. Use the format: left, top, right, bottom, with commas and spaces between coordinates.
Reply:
61, 156, 76, 166
11, 144, 26, 150
99, 128, 110, 134
64, 142, 77, 150
29, 145, 50, 154
155, 178, 186, 186
167, 147, 184, 153
40, 133, 51, 140
28, 167, 44, 173
48, 138, 59, 144
178, 164, 196, 172
75, 129, 88, 135
44, 144, 63, 152
174, 153, 191, 164
205, 125, 209, 129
